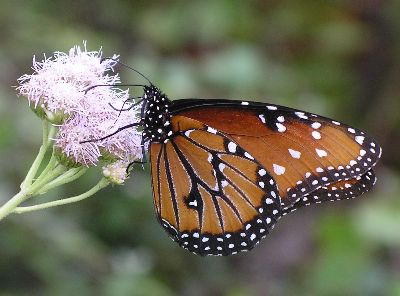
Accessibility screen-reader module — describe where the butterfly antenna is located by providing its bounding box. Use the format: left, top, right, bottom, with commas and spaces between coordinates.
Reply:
85, 84, 147, 94
101, 57, 154, 86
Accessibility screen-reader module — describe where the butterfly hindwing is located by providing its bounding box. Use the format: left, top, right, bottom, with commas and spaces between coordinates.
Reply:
282, 169, 377, 215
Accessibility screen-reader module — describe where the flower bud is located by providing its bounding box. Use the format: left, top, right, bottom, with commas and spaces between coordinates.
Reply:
102, 160, 129, 185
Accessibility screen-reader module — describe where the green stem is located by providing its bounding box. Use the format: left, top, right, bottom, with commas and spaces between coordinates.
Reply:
0, 164, 68, 221
14, 178, 110, 214
34, 150, 57, 185
0, 123, 62, 221
0, 120, 104, 221
0, 191, 30, 221
20, 121, 54, 189
37, 167, 88, 195
28, 164, 68, 194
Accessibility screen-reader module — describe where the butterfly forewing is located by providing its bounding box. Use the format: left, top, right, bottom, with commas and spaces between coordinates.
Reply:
171, 100, 381, 207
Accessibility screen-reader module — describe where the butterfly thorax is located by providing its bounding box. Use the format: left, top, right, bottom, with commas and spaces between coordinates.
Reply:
142, 85, 173, 143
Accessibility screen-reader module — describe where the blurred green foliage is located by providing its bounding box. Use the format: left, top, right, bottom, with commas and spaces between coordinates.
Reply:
0, 0, 399, 295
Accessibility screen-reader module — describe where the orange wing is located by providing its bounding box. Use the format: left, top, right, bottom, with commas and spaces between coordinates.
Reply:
150, 119, 281, 256
150, 102, 381, 256
175, 105, 381, 206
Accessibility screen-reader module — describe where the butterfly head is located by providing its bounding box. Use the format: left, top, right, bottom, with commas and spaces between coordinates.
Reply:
142, 85, 173, 143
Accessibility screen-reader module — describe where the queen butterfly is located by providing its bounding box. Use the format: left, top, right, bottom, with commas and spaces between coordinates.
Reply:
128, 82, 381, 256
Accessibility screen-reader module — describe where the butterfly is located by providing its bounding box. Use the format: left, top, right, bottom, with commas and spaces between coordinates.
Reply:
128, 82, 382, 256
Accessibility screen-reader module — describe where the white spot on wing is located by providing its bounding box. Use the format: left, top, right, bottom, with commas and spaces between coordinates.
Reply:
228, 142, 237, 153
311, 122, 321, 129
185, 130, 193, 137
207, 127, 218, 134
273, 164, 286, 175
348, 128, 356, 134
244, 152, 254, 159
189, 200, 198, 207
295, 112, 308, 119
312, 131, 321, 140
265, 198, 273, 204
355, 136, 365, 145
258, 169, 266, 176
315, 148, 328, 157
267, 105, 277, 110
288, 148, 301, 159
276, 123, 286, 132
241, 101, 249, 105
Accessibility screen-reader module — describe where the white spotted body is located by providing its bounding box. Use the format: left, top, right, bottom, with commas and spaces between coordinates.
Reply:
142, 85, 173, 143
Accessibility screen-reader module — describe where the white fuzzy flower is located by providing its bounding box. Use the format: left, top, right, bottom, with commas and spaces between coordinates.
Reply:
17, 43, 143, 168
17, 43, 120, 118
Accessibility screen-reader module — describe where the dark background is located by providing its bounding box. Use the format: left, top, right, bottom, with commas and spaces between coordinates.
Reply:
0, 1, 399, 295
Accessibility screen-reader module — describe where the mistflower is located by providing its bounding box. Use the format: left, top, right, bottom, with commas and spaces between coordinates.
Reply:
0, 43, 143, 221
17, 42, 142, 167
17, 44, 120, 117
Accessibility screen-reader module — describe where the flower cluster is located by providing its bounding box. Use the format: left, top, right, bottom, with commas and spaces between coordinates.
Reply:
17, 43, 142, 184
